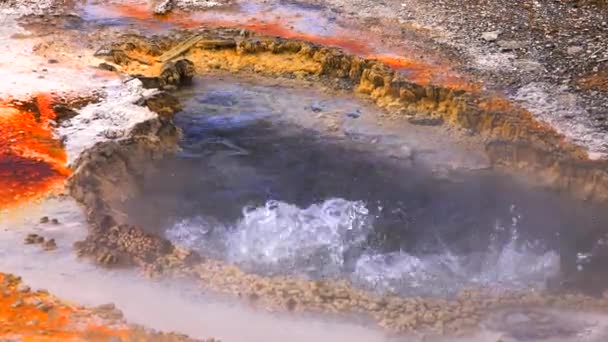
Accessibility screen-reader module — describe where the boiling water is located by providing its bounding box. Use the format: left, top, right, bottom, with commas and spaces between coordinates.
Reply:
122, 75, 608, 297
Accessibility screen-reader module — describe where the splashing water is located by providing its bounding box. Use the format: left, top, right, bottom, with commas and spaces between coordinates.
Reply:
227, 199, 372, 277
166, 198, 561, 297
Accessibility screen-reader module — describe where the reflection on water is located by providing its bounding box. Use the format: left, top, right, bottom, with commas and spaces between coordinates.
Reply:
121, 77, 608, 297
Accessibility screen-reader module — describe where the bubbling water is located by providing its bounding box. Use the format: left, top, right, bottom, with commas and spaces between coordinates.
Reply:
165, 198, 561, 297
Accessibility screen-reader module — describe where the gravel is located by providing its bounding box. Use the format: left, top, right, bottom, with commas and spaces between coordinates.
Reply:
293, 0, 608, 158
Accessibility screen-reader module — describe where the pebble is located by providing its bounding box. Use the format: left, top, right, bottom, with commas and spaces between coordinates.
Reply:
96, 303, 116, 311
24, 234, 44, 245
50, 218, 60, 225
43, 239, 57, 251
481, 31, 499, 42
346, 109, 361, 118
498, 40, 523, 52
567, 46, 583, 55
36, 302, 53, 312
39, 216, 49, 224
16, 284, 31, 293
310, 102, 323, 112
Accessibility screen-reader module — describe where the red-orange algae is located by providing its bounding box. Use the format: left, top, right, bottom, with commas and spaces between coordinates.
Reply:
0, 273, 129, 341
369, 55, 478, 91
0, 94, 70, 209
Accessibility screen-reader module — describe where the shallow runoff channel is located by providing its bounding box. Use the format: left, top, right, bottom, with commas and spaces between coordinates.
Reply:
120, 74, 608, 298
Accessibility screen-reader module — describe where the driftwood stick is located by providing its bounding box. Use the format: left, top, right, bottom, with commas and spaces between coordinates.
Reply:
156, 35, 204, 62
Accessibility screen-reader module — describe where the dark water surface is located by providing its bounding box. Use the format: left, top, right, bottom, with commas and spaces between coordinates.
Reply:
121, 77, 608, 297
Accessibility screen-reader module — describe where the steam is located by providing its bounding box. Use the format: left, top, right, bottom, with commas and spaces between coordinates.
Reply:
0, 197, 388, 342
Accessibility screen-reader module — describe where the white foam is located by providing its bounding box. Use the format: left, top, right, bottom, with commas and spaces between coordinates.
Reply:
166, 199, 561, 296
227, 199, 372, 275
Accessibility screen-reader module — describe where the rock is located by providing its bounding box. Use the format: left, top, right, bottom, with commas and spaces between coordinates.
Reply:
24, 234, 44, 245
346, 109, 361, 118
408, 116, 444, 126
98, 62, 117, 72
567, 46, 583, 55
310, 102, 323, 112
153, 0, 173, 15
16, 284, 30, 293
36, 302, 53, 312
144, 92, 183, 118
498, 40, 523, 52
286, 298, 297, 311
50, 218, 59, 225
11, 300, 23, 308
135, 75, 161, 89
399, 145, 413, 159
39, 216, 49, 224
159, 59, 195, 87
43, 239, 57, 251
96, 303, 116, 311
481, 31, 499, 42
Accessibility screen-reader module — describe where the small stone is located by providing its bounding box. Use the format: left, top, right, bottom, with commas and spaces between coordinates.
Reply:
311, 104, 323, 113
50, 218, 59, 225
481, 31, 499, 42
408, 116, 444, 126
96, 303, 116, 311
498, 40, 523, 52
286, 298, 297, 311
98, 62, 117, 72
11, 299, 23, 308
153, 0, 173, 15
16, 284, 30, 293
36, 302, 53, 312
39, 216, 49, 224
399, 145, 413, 159
567, 46, 583, 55
24, 234, 41, 245
43, 239, 57, 251
48, 59, 59, 64
346, 109, 361, 118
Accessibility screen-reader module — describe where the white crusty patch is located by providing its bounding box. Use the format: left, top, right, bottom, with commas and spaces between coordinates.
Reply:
58, 78, 158, 165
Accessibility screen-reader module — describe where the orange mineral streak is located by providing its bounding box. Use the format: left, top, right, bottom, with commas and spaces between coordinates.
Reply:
108, 3, 475, 90
0, 273, 130, 341
368, 55, 478, 91
0, 94, 70, 209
